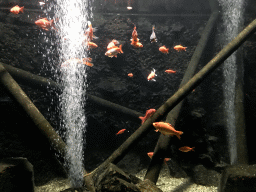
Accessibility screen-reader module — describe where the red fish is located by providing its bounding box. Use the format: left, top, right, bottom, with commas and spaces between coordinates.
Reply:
131, 39, 143, 48
116, 129, 126, 135
147, 152, 170, 164
139, 108, 156, 124
147, 68, 157, 81
10, 5, 24, 14
153, 122, 183, 139
85, 21, 98, 41
105, 45, 123, 58
159, 46, 169, 54
61, 58, 93, 68
174, 45, 187, 52
85, 41, 98, 49
128, 73, 133, 77
107, 39, 120, 50
179, 146, 195, 152
35, 18, 55, 31
131, 25, 139, 42
165, 69, 176, 74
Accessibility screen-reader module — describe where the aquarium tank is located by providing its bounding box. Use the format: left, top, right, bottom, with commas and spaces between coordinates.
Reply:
0, 0, 256, 191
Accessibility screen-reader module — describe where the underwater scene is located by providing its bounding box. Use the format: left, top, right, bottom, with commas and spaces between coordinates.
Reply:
1, 0, 256, 191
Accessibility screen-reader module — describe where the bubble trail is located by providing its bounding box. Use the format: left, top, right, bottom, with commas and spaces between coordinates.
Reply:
55, 0, 90, 187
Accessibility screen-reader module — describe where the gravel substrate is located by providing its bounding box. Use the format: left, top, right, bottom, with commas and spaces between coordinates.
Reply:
135, 166, 218, 192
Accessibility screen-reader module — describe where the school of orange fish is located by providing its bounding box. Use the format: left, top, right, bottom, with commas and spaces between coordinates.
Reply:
10, 4, 194, 162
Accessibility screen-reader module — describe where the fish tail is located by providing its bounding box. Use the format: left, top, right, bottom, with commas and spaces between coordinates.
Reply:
139, 116, 145, 124
21, 6, 24, 13
119, 44, 123, 53
192, 147, 195, 151
176, 134, 181, 140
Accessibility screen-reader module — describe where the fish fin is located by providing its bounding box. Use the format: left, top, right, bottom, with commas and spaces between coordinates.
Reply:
93, 35, 99, 39
139, 116, 144, 124
176, 134, 181, 140
119, 44, 123, 53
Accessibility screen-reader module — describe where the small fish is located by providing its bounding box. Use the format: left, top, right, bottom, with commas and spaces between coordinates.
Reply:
61, 58, 93, 68
127, 6, 132, 10
150, 25, 157, 43
179, 146, 195, 152
131, 40, 143, 48
147, 152, 170, 164
105, 45, 123, 58
153, 122, 183, 139
107, 39, 120, 50
85, 21, 98, 41
116, 129, 126, 135
128, 73, 133, 77
85, 41, 98, 49
35, 18, 55, 31
147, 68, 157, 81
174, 45, 187, 52
159, 45, 169, 54
10, 5, 24, 14
165, 69, 176, 74
139, 108, 156, 124
131, 25, 139, 42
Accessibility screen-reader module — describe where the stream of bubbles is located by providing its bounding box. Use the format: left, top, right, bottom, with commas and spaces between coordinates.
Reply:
54, 0, 93, 187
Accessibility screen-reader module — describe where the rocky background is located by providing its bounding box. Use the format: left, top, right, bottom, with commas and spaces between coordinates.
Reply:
0, 0, 256, 190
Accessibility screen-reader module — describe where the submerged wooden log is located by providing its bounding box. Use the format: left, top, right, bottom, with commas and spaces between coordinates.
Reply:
86, 16, 256, 178
144, 10, 220, 183
1, 63, 143, 122
0, 63, 95, 192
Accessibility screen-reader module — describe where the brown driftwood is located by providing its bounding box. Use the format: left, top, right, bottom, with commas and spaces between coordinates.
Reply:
1, 63, 143, 122
0, 63, 95, 192
144, 10, 220, 183
85, 16, 256, 178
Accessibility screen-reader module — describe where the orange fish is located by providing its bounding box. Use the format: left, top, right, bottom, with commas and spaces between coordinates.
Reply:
174, 45, 187, 52
10, 5, 24, 14
116, 129, 126, 135
179, 146, 195, 152
85, 41, 98, 49
61, 58, 93, 68
147, 152, 170, 164
131, 25, 139, 42
105, 45, 123, 58
159, 46, 169, 54
128, 73, 133, 77
131, 40, 143, 48
165, 69, 176, 74
139, 108, 156, 124
153, 122, 183, 139
35, 18, 55, 31
107, 39, 120, 50
85, 21, 98, 41
147, 68, 157, 81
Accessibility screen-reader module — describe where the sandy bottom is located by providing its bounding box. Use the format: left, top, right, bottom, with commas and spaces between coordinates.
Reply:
135, 166, 218, 192
35, 166, 218, 192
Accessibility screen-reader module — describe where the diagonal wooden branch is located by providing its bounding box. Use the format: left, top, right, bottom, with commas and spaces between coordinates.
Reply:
85, 16, 256, 178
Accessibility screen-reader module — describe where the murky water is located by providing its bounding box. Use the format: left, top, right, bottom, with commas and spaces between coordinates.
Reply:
218, 0, 244, 165
54, 0, 91, 187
